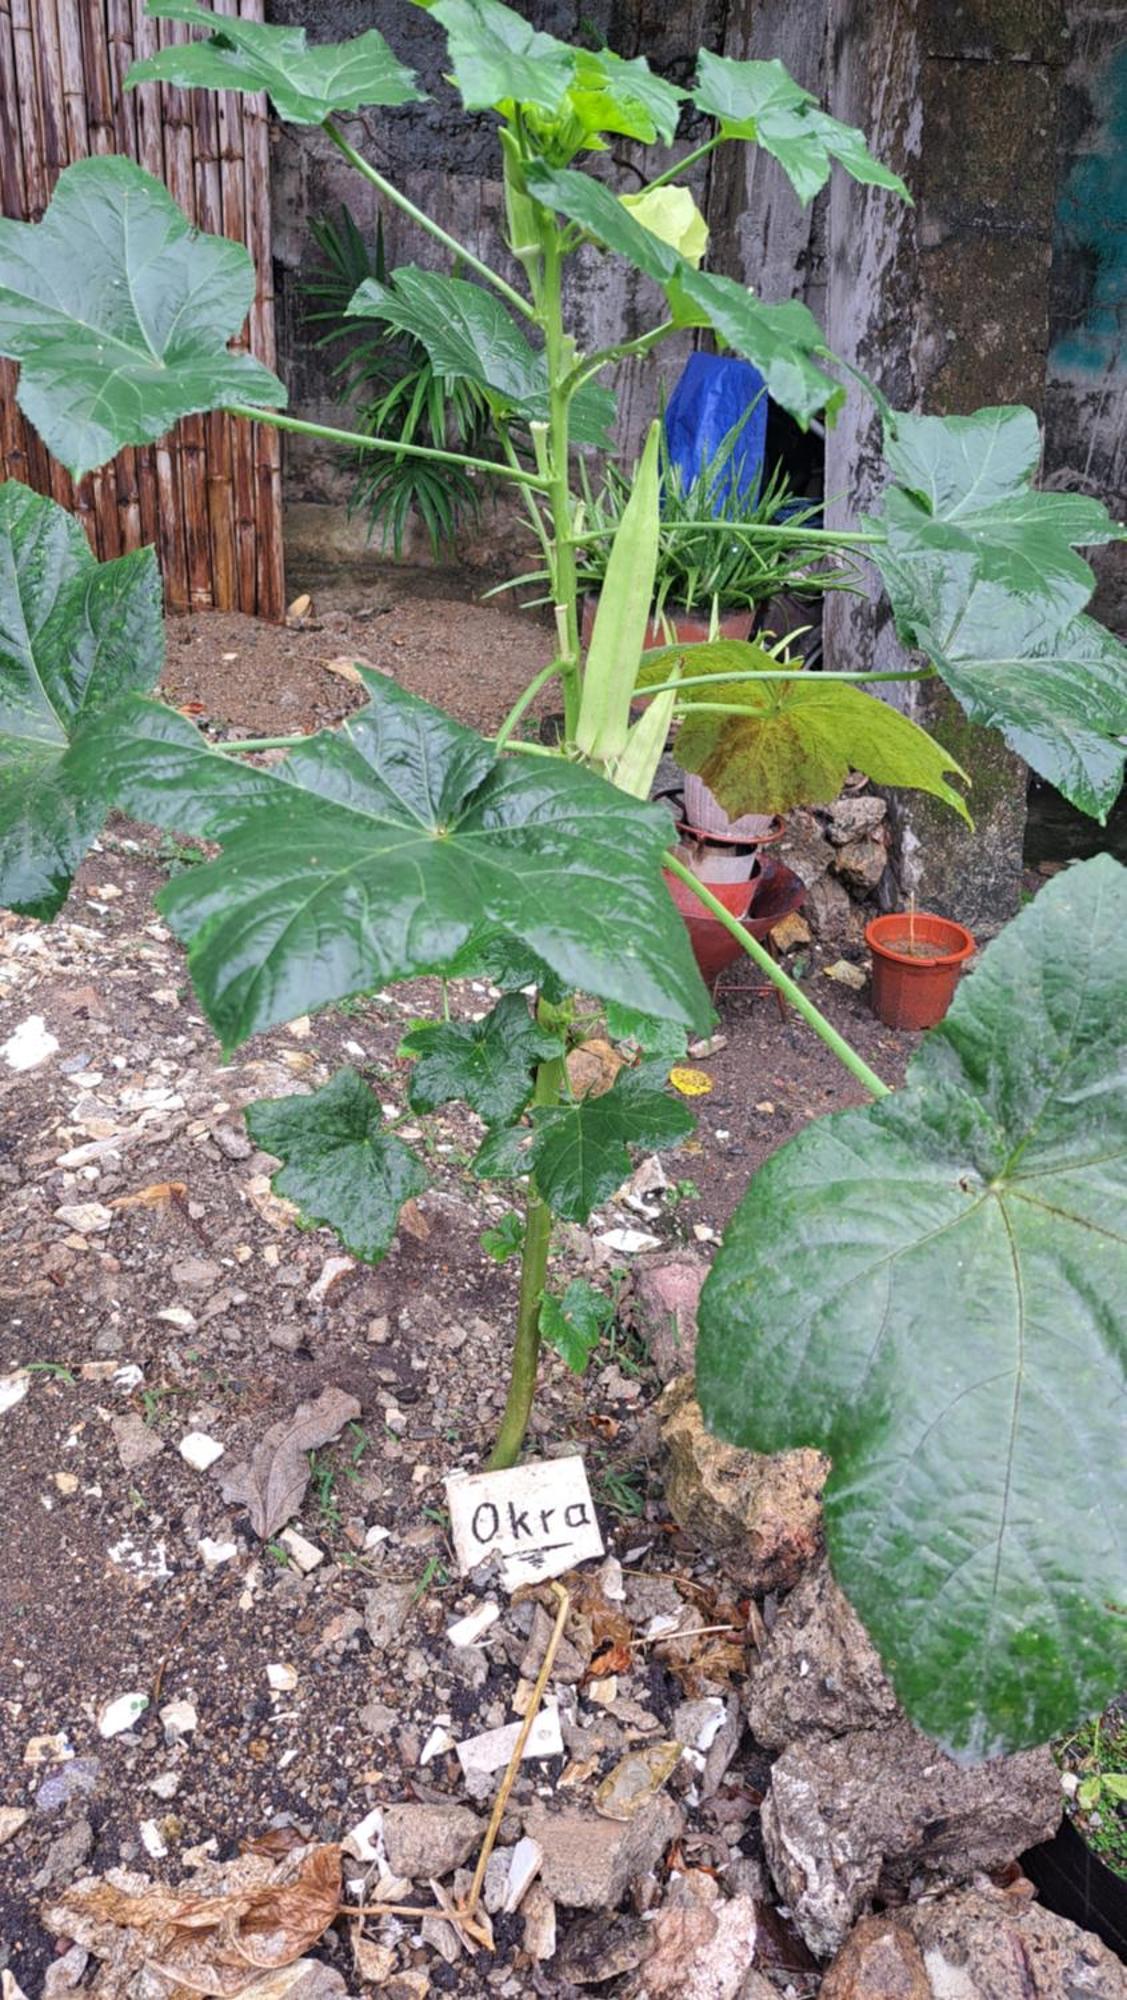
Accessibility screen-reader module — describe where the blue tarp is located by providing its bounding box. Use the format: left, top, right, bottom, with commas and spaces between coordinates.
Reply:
662, 351, 768, 509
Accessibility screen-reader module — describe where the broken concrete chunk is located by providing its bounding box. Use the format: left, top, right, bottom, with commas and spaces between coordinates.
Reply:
455, 1701, 563, 1779
762, 1718, 1062, 1958
178, 1431, 225, 1472
658, 1376, 826, 1593
626, 1253, 709, 1383
363, 1581, 415, 1654
820, 1884, 1127, 2000
746, 1557, 898, 1750
381, 1803, 482, 1880
528, 1794, 682, 1910
97, 1693, 147, 1739
111, 1414, 165, 1472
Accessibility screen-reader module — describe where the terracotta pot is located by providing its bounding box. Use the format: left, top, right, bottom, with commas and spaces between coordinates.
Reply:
866, 912, 976, 1031
579, 595, 757, 652
664, 856, 806, 989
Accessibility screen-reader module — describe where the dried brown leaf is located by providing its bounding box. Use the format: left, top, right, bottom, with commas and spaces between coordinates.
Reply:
109, 1182, 188, 1211
46, 1848, 342, 2000
220, 1389, 361, 1539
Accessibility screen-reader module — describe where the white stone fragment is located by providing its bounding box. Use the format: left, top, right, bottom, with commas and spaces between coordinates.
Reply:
157, 1307, 197, 1331
147, 1771, 181, 1801
266, 1663, 298, 1692
178, 1432, 224, 1472
197, 1538, 237, 1569
502, 1836, 544, 1914
446, 1601, 501, 1649
3, 1015, 59, 1071
54, 1202, 113, 1235
420, 1724, 455, 1766
455, 1700, 563, 1778
0, 1372, 29, 1416
98, 1692, 148, 1739
342, 1808, 385, 1865
279, 1527, 323, 1573
595, 1227, 661, 1255
140, 1818, 168, 1859
160, 1699, 198, 1743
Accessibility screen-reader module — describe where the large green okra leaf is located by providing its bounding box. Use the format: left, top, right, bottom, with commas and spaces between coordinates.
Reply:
425, 0, 683, 145
691, 52, 909, 204
347, 267, 615, 445
247, 1069, 427, 1264
874, 409, 1127, 820
80, 678, 711, 1049
697, 856, 1127, 1760
0, 159, 285, 479
127, 0, 423, 123
0, 484, 163, 919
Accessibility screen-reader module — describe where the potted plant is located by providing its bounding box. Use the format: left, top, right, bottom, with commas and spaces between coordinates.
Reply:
572, 433, 851, 649
866, 908, 976, 1030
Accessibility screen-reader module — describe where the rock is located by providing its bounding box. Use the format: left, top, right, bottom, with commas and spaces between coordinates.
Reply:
557, 1913, 652, 1984
657, 1378, 827, 1593
779, 809, 834, 885
363, 1582, 415, 1653
382, 1803, 482, 1880
35, 1760, 101, 1815
212, 1122, 252, 1161
762, 1718, 1062, 1957
821, 1883, 1127, 1998
822, 958, 867, 989
159, 1698, 198, 1744
3, 1014, 59, 1070
819, 1914, 930, 1999
824, 796, 887, 845
54, 1202, 113, 1235
769, 910, 812, 952
746, 1558, 898, 1749
627, 1253, 709, 1382
528, 1795, 682, 1910
0, 1807, 28, 1846
170, 1257, 222, 1289
633, 1896, 762, 2000
178, 1431, 224, 1472
522, 1882, 557, 1961
279, 1527, 324, 1573
111, 1414, 165, 1472
41, 1943, 88, 2000
832, 835, 888, 892
803, 869, 862, 942
97, 1693, 147, 1739
35, 1816, 93, 1890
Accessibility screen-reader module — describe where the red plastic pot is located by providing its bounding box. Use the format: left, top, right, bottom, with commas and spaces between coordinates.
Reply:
579, 596, 756, 652
866, 912, 976, 1031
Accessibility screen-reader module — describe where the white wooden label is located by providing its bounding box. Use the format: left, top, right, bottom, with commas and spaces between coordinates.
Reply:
445, 1454, 604, 1589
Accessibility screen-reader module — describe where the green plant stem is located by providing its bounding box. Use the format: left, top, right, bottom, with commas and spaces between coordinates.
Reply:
541, 225, 582, 738
640, 667, 937, 695
488, 1046, 565, 1470
217, 733, 311, 752
494, 659, 564, 752
566, 320, 677, 392
569, 521, 883, 547
641, 136, 723, 192
225, 404, 549, 489
663, 854, 891, 1100
496, 419, 554, 565
322, 119, 536, 322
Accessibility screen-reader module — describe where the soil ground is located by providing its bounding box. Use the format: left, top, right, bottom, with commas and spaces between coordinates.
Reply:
1, 580, 914, 1999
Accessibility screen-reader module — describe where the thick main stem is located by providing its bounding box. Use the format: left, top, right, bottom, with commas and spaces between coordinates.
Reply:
663, 855, 891, 1099
487, 1043, 565, 1470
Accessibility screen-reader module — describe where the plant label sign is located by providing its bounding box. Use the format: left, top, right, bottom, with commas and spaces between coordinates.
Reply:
445, 1455, 604, 1589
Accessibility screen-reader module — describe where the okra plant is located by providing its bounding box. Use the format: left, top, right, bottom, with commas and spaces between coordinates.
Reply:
0, 0, 1124, 1762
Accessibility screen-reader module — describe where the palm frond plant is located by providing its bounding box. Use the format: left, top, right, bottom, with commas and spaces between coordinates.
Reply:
304, 205, 496, 555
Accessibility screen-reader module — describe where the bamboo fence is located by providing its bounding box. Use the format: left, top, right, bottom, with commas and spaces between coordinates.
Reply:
0, 0, 285, 618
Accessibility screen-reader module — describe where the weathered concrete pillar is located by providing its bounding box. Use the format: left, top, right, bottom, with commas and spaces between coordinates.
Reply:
823, 1, 1071, 934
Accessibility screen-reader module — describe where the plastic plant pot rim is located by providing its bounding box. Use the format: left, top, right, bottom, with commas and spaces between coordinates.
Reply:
677, 814, 785, 850
865, 912, 976, 973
